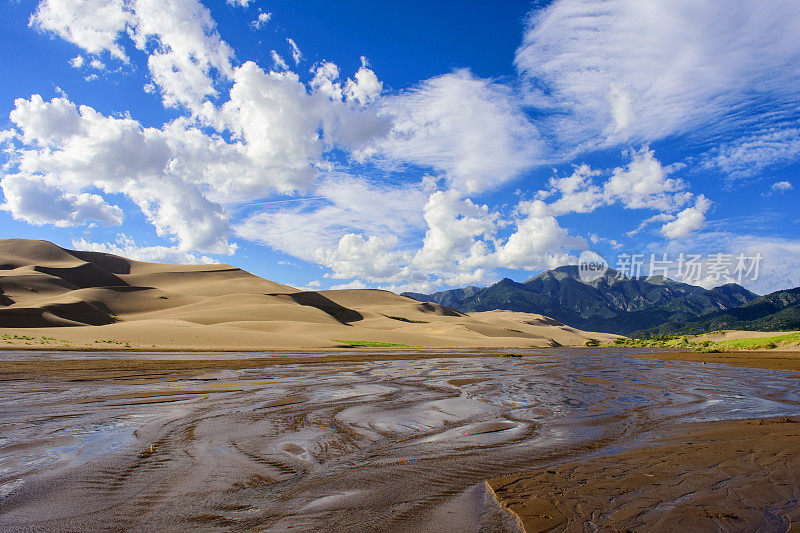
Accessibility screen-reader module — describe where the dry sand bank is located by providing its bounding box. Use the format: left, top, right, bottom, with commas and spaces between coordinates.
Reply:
490, 417, 800, 532
695, 330, 800, 342
0, 239, 616, 350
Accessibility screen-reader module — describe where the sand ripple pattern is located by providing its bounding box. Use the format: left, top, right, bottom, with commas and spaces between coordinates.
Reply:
1, 350, 799, 531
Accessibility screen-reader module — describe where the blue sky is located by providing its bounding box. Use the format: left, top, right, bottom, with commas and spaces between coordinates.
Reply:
2, 0, 800, 294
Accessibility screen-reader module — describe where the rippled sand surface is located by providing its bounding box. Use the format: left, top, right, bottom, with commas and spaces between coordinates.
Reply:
1, 349, 799, 531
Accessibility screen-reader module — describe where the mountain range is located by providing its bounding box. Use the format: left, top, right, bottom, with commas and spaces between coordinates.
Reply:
403, 266, 768, 336
634, 287, 800, 336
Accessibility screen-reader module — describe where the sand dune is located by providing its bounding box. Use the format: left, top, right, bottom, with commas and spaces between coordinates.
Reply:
0, 239, 617, 350
694, 329, 800, 342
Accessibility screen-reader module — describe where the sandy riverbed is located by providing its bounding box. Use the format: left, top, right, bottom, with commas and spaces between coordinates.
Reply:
1, 348, 799, 531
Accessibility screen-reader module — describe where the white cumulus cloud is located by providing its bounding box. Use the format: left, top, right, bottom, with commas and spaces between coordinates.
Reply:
603, 146, 690, 211
7, 95, 240, 253
367, 70, 543, 193
32, 0, 235, 111
251, 11, 271, 30
72, 234, 216, 264
30, 0, 131, 60
771, 180, 793, 193
344, 57, 383, 105
660, 195, 711, 239
493, 199, 584, 270
1, 173, 123, 227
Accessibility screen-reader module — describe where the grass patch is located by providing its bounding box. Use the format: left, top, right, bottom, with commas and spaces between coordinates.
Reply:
1, 334, 52, 341
93, 339, 134, 347
383, 315, 429, 323
713, 332, 800, 350
603, 331, 800, 352
607, 336, 693, 348
333, 340, 415, 348
1, 334, 64, 345
607, 336, 713, 352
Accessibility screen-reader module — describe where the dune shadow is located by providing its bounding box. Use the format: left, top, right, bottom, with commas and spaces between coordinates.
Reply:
44, 301, 116, 326
34, 263, 129, 289
65, 250, 133, 274
276, 291, 363, 324
416, 301, 463, 317
0, 287, 13, 306
0, 300, 115, 327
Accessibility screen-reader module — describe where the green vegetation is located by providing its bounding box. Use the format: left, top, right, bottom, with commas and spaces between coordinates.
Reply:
0, 333, 131, 347
157, 295, 169, 299
2, 334, 61, 344
712, 332, 800, 350
609, 335, 690, 348
585, 338, 600, 347
333, 340, 415, 348
606, 336, 717, 352
602, 331, 800, 352
92, 339, 134, 347
383, 315, 428, 323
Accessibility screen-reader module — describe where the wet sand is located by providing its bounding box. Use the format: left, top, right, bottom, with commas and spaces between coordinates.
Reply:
621, 348, 800, 372
1, 348, 799, 531
490, 417, 800, 532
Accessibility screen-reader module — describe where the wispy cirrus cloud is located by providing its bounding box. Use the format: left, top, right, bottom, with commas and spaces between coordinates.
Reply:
516, 0, 800, 152
700, 127, 800, 179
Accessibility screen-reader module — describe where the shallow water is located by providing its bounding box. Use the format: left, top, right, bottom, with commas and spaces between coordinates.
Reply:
1, 349, 799, 531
